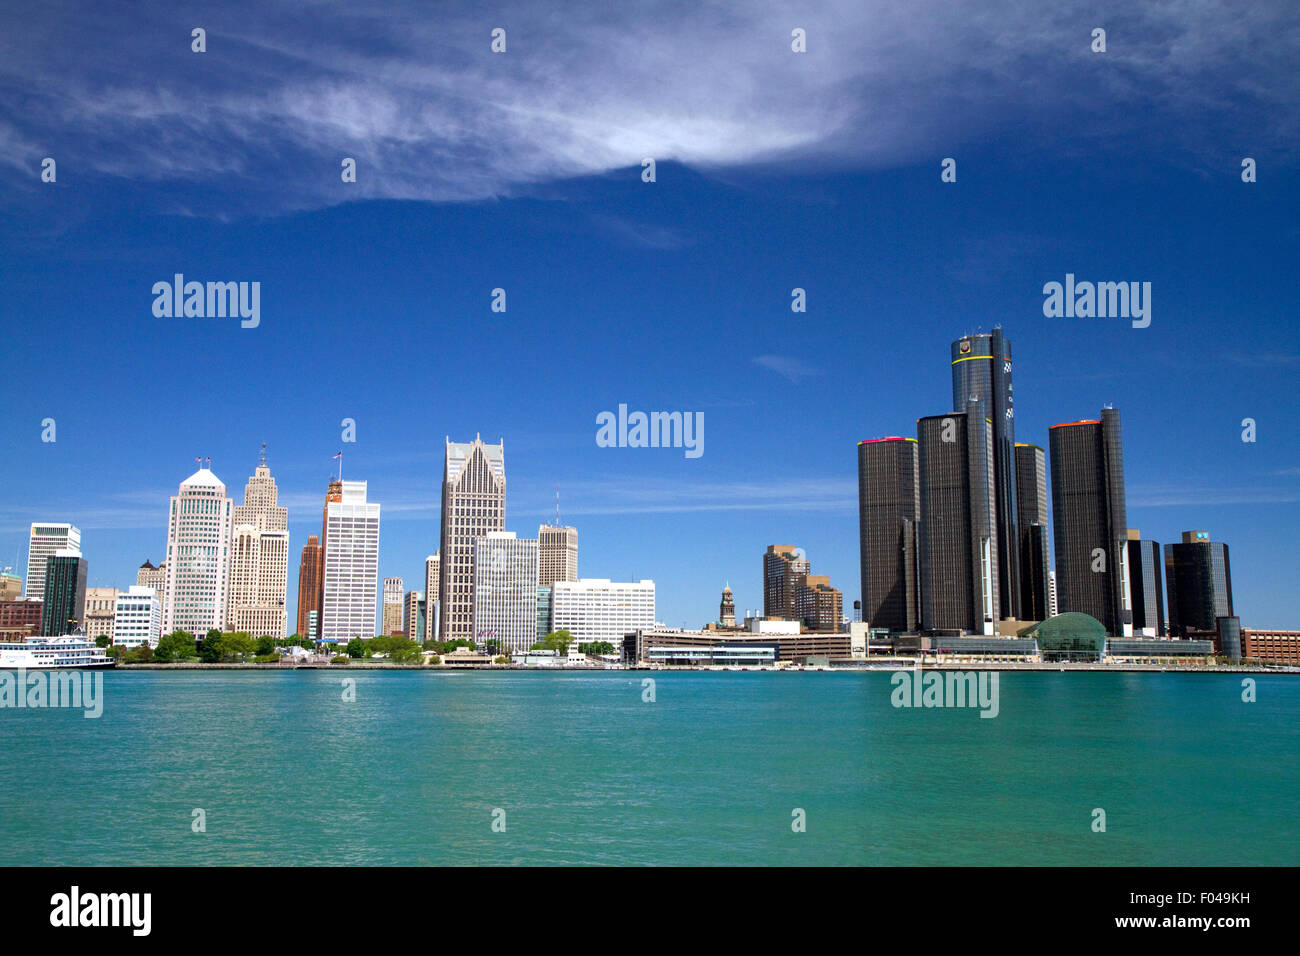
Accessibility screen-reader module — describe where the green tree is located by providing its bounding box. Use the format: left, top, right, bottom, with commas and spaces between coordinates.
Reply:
221, 632, 255, 661
346, 638, 366, 659
154, 630, 197, 662
255, 635, 275, 656
538, 630, 575, 653
94, 635, 110, 648
199, 629, 224, 663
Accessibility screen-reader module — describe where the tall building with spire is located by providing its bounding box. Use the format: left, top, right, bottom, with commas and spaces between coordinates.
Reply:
296, 535, 322, 638
227, 445, 289, 637
162, 461, 233, 636
719, 585, 736, 627
439, 436, 506, 642
951, 329, 1019, 621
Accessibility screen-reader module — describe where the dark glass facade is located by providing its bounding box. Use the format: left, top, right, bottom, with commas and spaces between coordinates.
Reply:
1048, 408, 1131, 635
917, 402, 997, 634
40, 554, 88, 636
1126, 537, 1165, 635
1013, 443, 1050, 621
951, 329, 1019, 620
856, 437, 919, 632
1165, 533, 1233, 636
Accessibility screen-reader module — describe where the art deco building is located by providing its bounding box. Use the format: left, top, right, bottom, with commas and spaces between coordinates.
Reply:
382, 577, 404, 635
951, 329, 1019, 620
162, 464, 233, 636
439, 436, 506, 642
321, 480, 381, 643
1014, 442, 1051, 622
857, 437, 920, 633
471, 532, 538, 654
296, 535, 322, 638
40, 550, 88, 636
917, 402, 998, 635
538, 524, 579, 589
136, 559, 168, 626
227, 446, 289, 638
763, 545, 809, 620
1165, 530, 1233, 637
1126, 530, 1165, 636
1048, 408, 1131, 636
25, 522, 80, 599
82, 587, 119, 642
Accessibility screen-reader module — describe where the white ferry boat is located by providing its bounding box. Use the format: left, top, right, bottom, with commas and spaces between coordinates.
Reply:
0, 635, 116, 669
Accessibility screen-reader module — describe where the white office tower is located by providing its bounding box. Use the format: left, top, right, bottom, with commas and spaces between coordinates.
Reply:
113, 586, 163, 648
1048, 571, 1059, 619
551, 579, 656, 647
424, 553, 440, 641
439, 436, 505, 641
471, 532, 538, 654
382, 577, 404, 635
321, 480, 381, 643
25, 523, 81, 599
227, 447, 290, 637
162, 465, 234, 636
537, 524, 578, 589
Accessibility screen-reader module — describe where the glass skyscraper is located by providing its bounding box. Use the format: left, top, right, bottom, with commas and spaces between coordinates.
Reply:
856, 436, 920, 633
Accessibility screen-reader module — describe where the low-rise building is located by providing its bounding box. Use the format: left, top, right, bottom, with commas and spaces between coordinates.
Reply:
1241, 628, 1300, 666
112, 586, 163, 648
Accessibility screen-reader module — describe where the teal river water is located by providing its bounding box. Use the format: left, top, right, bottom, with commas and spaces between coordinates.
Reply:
2, 670, 1296, 865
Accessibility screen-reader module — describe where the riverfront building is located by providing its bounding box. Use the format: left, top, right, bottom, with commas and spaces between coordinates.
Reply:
1048, 409, 1132, 636
25, 523, 80, 600
404, 590, 425, 644
40, 551, 87, 636
112, 586, 162, 648
470, 531, 538, 654
1014, 443, 1051, 622
321, 480, 381, 643
857, 437, 920, 633
553, 578, 656, 648
951, 330, 1019, 620
82, 587, 119, 642
917, 403, 998, 635
1165, 530, 1233, 637
1126, 530, 1165, 636
296, 535, 322, 638
763, 546, 809, 621
382, 577, 404, 636
227, 448, 289, 638
424, 553, 440, 642
795, 575, 842, 631
440, 436, 506, 642
1242, 628, 1300, 665
537, 524, 578, 589
162, 465, 233, 637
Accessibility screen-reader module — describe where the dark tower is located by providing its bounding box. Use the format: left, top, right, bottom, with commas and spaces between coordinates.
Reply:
1126, 531, 1165, 636
857, 437, 920, 632
917, 402, 998, 634
951, 329, 1019, 621
1165, 530, 1233, 637
1048, 408, 1131, 635
1013, 443, 1051, 621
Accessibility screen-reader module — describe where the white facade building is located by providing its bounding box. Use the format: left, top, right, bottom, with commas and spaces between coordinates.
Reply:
424, 553, 439, 641
471, 531, 538, 655
25, 523, 81, 599
537, 524, 578, 589
162, 467, 233, 636
551, 579, 656, 647
113, 586, 163, 648
321, 480, 380, 643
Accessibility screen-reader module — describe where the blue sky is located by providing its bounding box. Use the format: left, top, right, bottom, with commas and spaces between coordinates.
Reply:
2, 1, 1298, 630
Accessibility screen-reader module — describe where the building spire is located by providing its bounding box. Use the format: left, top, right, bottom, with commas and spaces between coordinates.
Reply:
259, 441, 267, 467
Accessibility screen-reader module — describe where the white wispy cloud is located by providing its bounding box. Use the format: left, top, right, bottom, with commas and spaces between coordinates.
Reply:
753, 354, 817, 382
1, 1, 1295, 215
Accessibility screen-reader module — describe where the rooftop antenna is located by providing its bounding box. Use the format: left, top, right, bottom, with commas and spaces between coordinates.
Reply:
259, 441, 267, 467
555, 486, 561, 528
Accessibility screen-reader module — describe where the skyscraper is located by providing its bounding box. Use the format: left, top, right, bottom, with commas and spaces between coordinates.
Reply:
25, 523, 81, 599
296, 534, 322, 638
162, 464, 233, 636
1165, 530, 1233, 637
439, 436, 506, 642
321, 480, 381, 643
424, 552, 440, 642
795, 575, 842, 631
316, 478, 342, 636
951, 329, 1019, 620
1126, 530, 1165, 636
227, 446, 289, 638
857, 437, 920, 633
917, 403, 998, 635
404, 590, 425, 643
471, 532, 538, 654
537, 524, 579, 589
1014, 442, 1051, 622
40, 550, 88, 636
763, 545, 809, 620
382, 577, 404, 635
1048, 408, 1131, 636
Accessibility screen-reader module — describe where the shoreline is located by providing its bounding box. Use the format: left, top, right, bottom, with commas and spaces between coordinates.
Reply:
112, 661, 1300, 674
